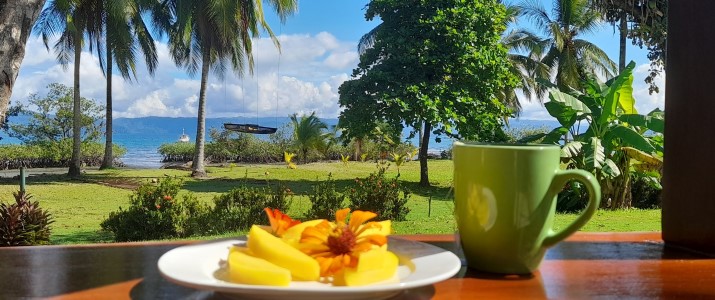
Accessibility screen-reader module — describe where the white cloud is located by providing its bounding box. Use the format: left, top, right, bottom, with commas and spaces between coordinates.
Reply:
12, 32, 357, 119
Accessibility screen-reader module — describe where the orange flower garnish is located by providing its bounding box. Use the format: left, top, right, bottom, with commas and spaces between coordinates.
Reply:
264, 208, 301, 236
299, 208, 387, 277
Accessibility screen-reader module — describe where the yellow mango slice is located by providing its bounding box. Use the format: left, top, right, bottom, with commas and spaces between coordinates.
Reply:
248, 225, 320, 281
281, 219, 324, 245
355, 248, 388, 273
337, 250, 399, 286
359, 220, 392, 237
228, 247, 291, 286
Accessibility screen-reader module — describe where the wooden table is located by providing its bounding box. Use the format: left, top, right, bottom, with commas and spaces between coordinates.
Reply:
1, 232, 714, 299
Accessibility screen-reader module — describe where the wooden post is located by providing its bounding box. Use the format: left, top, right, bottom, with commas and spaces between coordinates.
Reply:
662, 0, 715, 254
19, 167, 26, 192
428, 195, 432, 217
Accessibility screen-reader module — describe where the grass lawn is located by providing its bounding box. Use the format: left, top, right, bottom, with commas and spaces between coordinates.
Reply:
0, 160, 661, 244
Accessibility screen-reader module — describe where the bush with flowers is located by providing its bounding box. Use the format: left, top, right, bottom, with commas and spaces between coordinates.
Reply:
306, 173, 346, 220
101, 178, 188, 241
348, 166, 410, 221
210, 183, 291, 232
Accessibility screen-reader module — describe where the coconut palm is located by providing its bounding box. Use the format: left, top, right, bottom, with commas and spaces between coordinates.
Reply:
519, 0, 617, 90
34, 0, 91, 178
290, 112, 327, 163
79, 0, 161, 169
165, 0, 297, 177
498, 3, 550, 116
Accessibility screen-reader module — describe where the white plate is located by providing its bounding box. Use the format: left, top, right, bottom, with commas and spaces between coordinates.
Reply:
158, 236, 461, 300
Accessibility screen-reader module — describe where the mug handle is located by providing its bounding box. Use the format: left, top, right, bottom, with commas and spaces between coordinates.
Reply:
541, 169, 601, 248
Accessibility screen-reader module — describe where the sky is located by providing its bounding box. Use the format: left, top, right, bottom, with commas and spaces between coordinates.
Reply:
11, 0, 665, 121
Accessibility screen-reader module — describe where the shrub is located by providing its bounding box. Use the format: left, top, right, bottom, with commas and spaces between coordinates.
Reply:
210, 184, 290, 232
306, 174, 347, 219
0, 190, 54, 246
631, 176, 662, 209
158, 142, 194, 162
171, 193, 214, 236
348, 167, 410, 221
556, 182, 589, 213
101, 178, 184, 242
0, 142, 126, 169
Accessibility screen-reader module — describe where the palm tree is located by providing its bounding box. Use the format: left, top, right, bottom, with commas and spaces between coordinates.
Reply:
498, 3, 550, 116
34, 0, 90, 178
79, 0, 160, 169
290, 112, 327, 163
165, 0, 297, 178
519, 0, 616, 90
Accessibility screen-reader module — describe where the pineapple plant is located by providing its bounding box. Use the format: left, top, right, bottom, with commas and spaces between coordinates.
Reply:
0, 190, 54, 246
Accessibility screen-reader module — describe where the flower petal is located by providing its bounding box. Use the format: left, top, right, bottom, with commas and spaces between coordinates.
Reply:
335, 208, 351, 224
349, 210, 378, 232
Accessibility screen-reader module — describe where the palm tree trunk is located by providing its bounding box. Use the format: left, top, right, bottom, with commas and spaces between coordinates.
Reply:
100, 46, 113, 169
419, 122, 431, 187
619, 12, 627, 72
191, 51, 209, 178
68, 29, 82, 178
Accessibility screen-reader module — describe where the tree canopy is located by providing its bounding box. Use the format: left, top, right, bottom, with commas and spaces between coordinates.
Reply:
591, 0, 666, 93
6, 83, 104, 145
339, 0, 517, 186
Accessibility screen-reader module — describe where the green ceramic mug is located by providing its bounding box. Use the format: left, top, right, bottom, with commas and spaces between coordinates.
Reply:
453, 141, 601, 274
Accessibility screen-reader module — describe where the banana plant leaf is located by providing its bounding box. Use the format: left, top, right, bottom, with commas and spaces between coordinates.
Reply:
600, 62, 636, 127
618, 114, 664, 133
583, 137, 605, 171
604, 125, 656, 154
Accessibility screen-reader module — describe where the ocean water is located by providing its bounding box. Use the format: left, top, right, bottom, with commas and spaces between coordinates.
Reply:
2, 117, 559, 169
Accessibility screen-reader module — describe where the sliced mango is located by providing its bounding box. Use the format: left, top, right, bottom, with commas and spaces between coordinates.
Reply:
228, 247, 291, 286
360, 220, 392, 237
355, 248, 388, 273
336, 250, 399, 286
248, 225, 320, 281
281, 219, 324, 245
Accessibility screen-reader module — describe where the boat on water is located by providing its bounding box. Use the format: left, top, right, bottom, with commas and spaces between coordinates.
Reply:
178, 129, 190, 142
223, 123, 277, 134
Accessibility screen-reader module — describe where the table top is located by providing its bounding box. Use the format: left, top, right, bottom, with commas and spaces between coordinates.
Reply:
1, 232, 714, 299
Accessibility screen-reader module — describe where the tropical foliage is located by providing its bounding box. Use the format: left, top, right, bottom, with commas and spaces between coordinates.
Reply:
521, 62, 664, 209
590, 0, 667, 93
34, 0, 90, 177
88, 0, 160, 169
0, 190, 54, 246
290, 112, 328, 163
164, 0, 297, 178
518, 0, 617, 91
341, 0, 517, 187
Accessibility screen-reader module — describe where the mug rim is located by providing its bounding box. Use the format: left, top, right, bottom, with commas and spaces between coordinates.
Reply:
453, 141, 560, 150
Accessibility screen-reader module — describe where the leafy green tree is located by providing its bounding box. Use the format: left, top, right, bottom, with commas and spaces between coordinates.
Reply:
522, 62, 663, 209
78, 0, 160, 170
340, 0, 517, 186
7, 83, 104, 144
290, 112, 327, 163
164, 0, 297, 178
34, 0, 93, 177
519, 0, 616, 91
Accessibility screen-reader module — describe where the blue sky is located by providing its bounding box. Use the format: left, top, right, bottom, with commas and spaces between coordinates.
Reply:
12, 0, 664, 121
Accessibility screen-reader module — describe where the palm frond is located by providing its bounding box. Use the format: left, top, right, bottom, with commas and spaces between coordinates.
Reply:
517, 0, 553, 34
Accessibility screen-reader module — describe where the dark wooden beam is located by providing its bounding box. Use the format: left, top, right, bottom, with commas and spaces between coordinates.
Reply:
662, 0, 715, 254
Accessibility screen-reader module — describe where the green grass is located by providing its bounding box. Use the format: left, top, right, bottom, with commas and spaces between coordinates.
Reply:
0, 160, 661, 244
